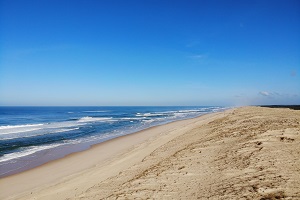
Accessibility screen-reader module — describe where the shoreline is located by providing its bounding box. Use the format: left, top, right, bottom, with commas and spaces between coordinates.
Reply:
0, 110, 227, 200
0, 110, 220, 178
1, 106, 299, 199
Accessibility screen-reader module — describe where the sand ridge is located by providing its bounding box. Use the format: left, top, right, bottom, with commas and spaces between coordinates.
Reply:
75, 107, 300, 199
1, 107, 300, 199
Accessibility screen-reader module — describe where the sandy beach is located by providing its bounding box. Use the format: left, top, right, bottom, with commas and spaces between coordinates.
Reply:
1, 106, 299, 200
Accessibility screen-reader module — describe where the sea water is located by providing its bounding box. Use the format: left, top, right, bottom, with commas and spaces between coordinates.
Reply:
0, 106, 226, 177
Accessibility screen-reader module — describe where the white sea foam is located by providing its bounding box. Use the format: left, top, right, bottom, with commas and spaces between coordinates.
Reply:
120, 117, 141, 121
0, 124, 44, 135
78, 117, 114, 123
173, 112, 189, 117
136, 113, 166, 117
0, 144, 63, 163
0, 127, 80, 140
0, 116, 116, 139
142, 119, 155, 123
135, 109, 208, 118
0, 124, 44, 130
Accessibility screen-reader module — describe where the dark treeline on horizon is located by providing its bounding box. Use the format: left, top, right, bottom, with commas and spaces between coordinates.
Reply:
260, 105, 300, 110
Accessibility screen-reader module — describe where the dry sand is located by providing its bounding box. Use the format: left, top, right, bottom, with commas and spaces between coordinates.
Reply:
1, 106, 299, 200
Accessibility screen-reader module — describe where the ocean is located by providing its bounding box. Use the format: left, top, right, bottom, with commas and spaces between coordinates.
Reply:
0, 106, 226, 177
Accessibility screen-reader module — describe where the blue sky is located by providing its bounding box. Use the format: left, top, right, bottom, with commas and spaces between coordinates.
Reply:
0, 0, 299, 106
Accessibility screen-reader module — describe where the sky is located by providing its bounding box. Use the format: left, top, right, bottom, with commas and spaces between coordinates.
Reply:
0, 0, 299, 106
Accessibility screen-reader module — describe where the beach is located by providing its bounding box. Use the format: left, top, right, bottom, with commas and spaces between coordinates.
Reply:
1, 106, 299, 199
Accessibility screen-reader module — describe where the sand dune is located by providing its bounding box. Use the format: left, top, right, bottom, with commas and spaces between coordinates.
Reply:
1, 107, 299, 199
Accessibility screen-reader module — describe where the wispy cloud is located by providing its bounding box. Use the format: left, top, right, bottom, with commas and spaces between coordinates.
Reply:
258, 91, 283, 97
189, 54, 208, 60
256, 91, 300, 105
259, 91, 271, 97
259, 91, 298, 98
